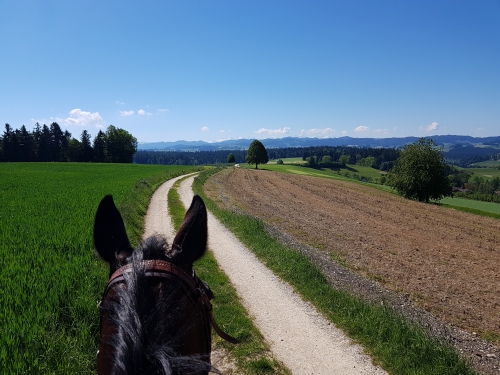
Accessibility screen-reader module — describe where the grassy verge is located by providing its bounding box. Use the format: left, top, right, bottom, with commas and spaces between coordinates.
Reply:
167, 177, 290, 374
192, 168, 476, 375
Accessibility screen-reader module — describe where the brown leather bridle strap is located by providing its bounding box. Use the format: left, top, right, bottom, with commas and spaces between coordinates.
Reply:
204, 301, 240, 344
105, 260, 197, 296
103, 259, 240, 345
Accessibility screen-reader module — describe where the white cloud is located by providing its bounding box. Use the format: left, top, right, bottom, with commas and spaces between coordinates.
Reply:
158, 108, 169, 112
119, 110, 134, 117
354, 126, 370, 133
300, 128, 335, 137
220, 130, 225, 133
342, 130, 347, 136
255, 127, 291, 135
115, 100, 124, 105
419, 122, 439, 132
53, 108, 104, 128
138, 109, 152, 116
202, 126, 210, 132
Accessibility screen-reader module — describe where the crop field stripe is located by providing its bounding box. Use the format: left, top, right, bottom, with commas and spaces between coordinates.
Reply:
262, 163, 500, 219
167, 177, 289, 374
0, 163, 202, 374
193, 168, 477, 375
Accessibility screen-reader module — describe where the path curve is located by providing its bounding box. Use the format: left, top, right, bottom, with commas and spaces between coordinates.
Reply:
143, 172, 198, 240
143, 173, 386, 374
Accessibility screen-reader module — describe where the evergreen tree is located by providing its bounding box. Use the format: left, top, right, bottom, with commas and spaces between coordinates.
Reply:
50, 122, 65, 161
80, 130, 94, 162
93, 130, 107, 163
18, 125, 35, 161
38, 125, 51, 161
32, 123, 42, 160
2, 124, 13, 161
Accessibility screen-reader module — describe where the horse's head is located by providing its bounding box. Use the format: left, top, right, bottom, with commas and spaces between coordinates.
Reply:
94, 194, 213, 375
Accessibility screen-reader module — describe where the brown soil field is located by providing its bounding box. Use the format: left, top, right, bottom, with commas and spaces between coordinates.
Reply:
204, 168, 500, 372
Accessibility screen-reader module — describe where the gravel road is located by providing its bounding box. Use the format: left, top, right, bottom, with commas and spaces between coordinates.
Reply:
144, 174, 387, 374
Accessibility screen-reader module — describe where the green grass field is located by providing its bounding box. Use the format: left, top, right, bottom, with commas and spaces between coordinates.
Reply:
267, 157, 305, 164
469, 160, 500, 168
440, 197, 500, 217
0, 163, 201, 374
247, 162, 386, 181
466, 166, 500, 179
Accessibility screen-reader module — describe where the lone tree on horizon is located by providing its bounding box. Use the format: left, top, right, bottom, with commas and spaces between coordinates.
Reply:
389, 138, 451, 202
246, 140, 269, 169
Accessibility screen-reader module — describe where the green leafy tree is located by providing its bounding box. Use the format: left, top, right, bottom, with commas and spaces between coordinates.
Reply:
389, 138, 451, 202
357, 156, 377, 168
104, 125, 137, 163
246, 140, 269, 169
339, 154, 350, 166
321, 155, 332, 164
306, 155, 318, 167
227, 153, 235, 163
67, 138, 82, 162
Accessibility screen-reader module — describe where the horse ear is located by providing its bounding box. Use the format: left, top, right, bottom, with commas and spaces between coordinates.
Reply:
94, 195, 133, 266
170, 195, 208, 268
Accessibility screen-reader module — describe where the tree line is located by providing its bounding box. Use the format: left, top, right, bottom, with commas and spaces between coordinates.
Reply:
134, 145, 400, 168
444, 145, 500, 167
0, 123, 137, 163
134, 149, 248, 165
269, 145, 400, 170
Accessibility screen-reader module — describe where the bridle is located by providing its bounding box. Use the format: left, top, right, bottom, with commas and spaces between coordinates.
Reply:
100, 259, 239, 345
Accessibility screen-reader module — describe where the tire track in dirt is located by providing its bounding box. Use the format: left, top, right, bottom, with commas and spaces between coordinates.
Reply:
175, 176, 387, 375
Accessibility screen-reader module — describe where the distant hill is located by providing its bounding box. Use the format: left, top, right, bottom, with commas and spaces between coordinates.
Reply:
138, 135, 500, 152
135, 135, 500, 167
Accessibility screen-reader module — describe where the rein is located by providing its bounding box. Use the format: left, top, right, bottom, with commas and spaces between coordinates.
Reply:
103, 259, 239, 345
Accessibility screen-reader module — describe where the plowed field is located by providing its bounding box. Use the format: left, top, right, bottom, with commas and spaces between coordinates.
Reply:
205, 168, 500, 342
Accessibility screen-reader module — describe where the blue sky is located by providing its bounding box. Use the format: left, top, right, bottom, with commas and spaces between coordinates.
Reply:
1, 1, 499, 143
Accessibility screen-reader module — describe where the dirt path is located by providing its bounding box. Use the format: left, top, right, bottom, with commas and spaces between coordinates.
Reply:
143, 173, 197, 240
175, 176, 387, 375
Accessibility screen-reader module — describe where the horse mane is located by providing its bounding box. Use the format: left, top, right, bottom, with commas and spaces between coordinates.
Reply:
99, 235, 213, 375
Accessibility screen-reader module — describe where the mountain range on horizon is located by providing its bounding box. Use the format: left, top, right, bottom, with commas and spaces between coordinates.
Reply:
138, 135, 500, 152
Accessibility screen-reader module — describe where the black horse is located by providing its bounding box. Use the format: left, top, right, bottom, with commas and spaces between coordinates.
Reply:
94, 195, 237, 375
